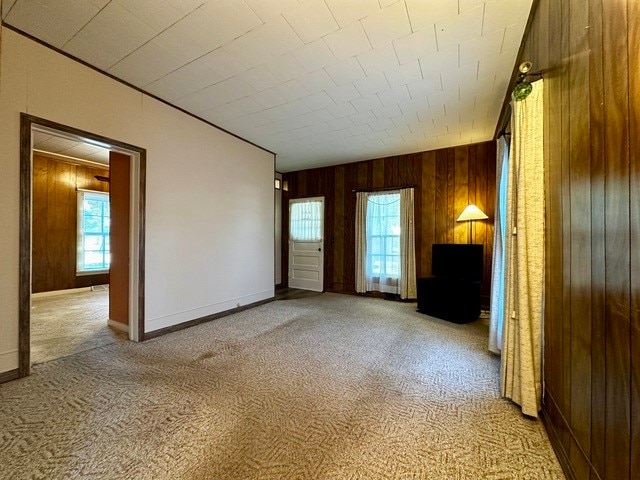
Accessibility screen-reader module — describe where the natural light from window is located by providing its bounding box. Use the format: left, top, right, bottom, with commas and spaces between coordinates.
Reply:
77, 190, 110, 274
366, 193, 401, 278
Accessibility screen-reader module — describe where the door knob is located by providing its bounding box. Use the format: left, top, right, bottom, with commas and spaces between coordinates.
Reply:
318, 248, 322, 252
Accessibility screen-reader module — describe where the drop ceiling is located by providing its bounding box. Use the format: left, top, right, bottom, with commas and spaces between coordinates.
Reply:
33, 131, 111, 166
2, 0, 532, 172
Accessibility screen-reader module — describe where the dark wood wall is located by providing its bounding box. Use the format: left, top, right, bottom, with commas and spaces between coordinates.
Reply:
32, 154, 110, 293
282, 142, 496, 304
514, 0, 639, 478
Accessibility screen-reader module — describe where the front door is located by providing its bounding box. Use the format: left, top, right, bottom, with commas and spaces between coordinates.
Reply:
288, 197, 324, 292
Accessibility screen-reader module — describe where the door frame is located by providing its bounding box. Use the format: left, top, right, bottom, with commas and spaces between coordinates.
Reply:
288, 196, 324, 292
19, 113, 147, 377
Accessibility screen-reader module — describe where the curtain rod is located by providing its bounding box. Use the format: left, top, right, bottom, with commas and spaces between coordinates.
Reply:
352, 185, 417, 193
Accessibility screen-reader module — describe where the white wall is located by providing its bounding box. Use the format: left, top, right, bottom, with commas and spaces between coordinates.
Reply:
0, 27, 275, 373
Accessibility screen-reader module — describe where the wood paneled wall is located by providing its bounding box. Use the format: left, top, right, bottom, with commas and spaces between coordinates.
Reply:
282, 142, 496, 304
513, 0, 639, 478
32, 154, 109, 293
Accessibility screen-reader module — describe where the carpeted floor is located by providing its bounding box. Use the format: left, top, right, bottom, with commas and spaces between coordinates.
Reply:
0, 293, 564, 479
31, 289, 127, 364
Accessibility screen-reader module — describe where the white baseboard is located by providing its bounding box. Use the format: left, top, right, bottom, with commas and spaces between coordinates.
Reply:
108, 319, 129, 333
145, 290, 274, 333
32, 287, 93, 298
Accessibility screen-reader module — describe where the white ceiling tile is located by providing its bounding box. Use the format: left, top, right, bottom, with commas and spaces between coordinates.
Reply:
252, 89, 288, 109
502, 22, 527, 55
197, 48, 248, 84
353, 74, 390, 97
405, 0, 458, 33
361, 1, 411, 48
349, 111, 377, 126
1, 0, 19, 20
384, 60, 423, 88
372, 104, 403, 119
392, 27, 438, 65
325, 83, 361, 103
302, 92, 336, 111
325, 57, 366, 85
220, 33, 274, 70
265, 53, 308, 82
459, 29, 505, 66
243, 0, 299, 23
222, 97, 265, 116
271, 79, 309, 102
6, 0, 101, 46
116, 0, 187, 32
386, 124, 411, 137
484, 0, 532, 33
323, 23, 372, 61
325, 0, 380, 27
108, 40, 187, 86
165, 0, 204, 15
283, 0, 339, 44
368, 118, 395, 132
348, 124, 372, 135
290, 39, 338, 72
280, 99, 312, 116
64, 1, 157, 70
37, 135, 81, 153
419, 44, 460, 73
406, 76, 442, 100
309, 122, 333, 134
356, 44, 399, 76
199, 0, 263, 47
440, 62, 478, 86
377, 85, 411, 107
350, 95, 384, 112
250, 16, 304, 57
145, 62, 217, 101
331, 117, 356, 130
435, 5, 484, 51
237, 66, 281, 92
262, 106, 291, 122
297, 70, 336, 93
326, 102, 358, 118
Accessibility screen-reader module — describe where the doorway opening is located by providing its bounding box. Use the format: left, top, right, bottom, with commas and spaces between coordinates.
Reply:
19, 114, 146, 377
288, 197, 324, 292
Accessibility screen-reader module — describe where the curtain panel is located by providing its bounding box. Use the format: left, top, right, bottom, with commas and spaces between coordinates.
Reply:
501, 80, 545, 417
399, 188, 416, 299
355, 192, 368, 293
489, 137, 509, 354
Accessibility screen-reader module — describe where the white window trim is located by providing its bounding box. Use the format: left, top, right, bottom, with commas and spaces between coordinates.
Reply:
77, 189, 110, 275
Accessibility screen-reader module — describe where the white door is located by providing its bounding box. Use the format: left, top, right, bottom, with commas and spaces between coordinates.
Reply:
289, 197, 324, 292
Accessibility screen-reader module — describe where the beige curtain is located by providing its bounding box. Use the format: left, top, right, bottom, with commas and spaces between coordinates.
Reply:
399, 188, 416, 299
501, 80, 545, 417
355, 192, 368, 293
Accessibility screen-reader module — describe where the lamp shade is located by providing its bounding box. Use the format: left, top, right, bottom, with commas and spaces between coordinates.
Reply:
457, 204, 489, 222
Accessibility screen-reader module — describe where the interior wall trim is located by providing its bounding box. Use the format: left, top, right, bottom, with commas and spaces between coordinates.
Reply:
144, 297, 275, 340
19, 113, 147, 378
0, 368, 19, 384
541, 391, 593, 480
1, 22, 276, 158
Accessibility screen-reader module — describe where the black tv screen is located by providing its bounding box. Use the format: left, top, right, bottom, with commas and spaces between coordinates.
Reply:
431, 244, 483, 281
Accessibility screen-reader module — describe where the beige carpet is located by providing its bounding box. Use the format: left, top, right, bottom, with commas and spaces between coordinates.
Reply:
31, 289, 127, 364
0, 293, 564, 479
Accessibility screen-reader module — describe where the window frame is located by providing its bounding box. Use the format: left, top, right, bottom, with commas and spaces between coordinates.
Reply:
366, 192, 401, 280
76, 189, 110, 275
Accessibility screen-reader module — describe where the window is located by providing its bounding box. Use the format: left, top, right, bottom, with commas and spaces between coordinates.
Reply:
366, 193, 401, 281
77, 190, 110, 274
290, 200, 322, 241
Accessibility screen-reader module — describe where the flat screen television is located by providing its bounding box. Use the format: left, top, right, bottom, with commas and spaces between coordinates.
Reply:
431, 244, 483, 281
